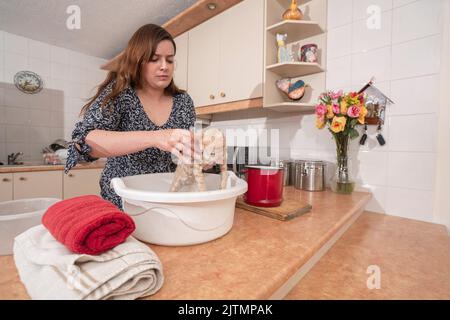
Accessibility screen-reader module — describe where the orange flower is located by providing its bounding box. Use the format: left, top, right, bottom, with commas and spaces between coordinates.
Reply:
316, 116, 326, 129
326, 105, 334, 119
340, 100, 348, 114
330, 116, 347, 133
358, 106, 368, 124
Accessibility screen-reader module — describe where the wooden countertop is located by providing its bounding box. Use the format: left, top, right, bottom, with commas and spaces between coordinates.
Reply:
0, 187, 371, 300
0, 160, 106, 174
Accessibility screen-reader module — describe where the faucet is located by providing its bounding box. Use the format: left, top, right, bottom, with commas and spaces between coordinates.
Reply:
7, 152, 23, 165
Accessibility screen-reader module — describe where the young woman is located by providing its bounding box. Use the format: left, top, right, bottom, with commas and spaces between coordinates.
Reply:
65, 24, 197, 209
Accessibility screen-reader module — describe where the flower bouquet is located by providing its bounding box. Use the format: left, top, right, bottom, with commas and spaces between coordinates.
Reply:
315, 90, 367, 194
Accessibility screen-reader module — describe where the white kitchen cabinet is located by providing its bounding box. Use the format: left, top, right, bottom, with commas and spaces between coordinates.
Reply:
188, 0, 264, 107
218, 0, 264, 104
188, 15, 221, 108
13, 171, 62, 200
0, 167, 104, 202
173, 32, 189, 91
63, 168, 102, 199
0, 173, 13, 202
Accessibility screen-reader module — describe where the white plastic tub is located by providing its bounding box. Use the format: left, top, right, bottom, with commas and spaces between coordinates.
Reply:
111, 171, 247, 246
0, 198, 61, 255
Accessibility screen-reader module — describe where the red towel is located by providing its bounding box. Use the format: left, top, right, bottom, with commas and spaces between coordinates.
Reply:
42, 195, 135, 255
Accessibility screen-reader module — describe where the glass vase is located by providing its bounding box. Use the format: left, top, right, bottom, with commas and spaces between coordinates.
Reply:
331, 134, 355, 194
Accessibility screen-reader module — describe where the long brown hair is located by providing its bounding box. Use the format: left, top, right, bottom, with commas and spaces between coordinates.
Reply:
80, 24, 184, 116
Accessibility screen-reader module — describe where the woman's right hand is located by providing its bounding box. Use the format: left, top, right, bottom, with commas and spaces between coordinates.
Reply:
155, 129, 194, 163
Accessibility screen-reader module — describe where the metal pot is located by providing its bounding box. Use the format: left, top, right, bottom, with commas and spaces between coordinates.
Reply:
294, 160, 326, 191
270, 159, 293, 186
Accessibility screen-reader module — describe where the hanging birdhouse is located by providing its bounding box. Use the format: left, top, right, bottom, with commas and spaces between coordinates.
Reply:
358, 78, 394, 125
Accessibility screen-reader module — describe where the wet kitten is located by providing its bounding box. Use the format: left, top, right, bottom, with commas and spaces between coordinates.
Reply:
169, 127, 228, 192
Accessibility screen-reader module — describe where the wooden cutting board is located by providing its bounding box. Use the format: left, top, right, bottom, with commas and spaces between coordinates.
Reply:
235, 196, 312, 221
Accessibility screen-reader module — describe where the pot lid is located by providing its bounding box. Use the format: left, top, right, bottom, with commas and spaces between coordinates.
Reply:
294, 159, 325, 164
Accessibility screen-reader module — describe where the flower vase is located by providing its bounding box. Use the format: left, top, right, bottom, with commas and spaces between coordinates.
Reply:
331, 134, 355, 194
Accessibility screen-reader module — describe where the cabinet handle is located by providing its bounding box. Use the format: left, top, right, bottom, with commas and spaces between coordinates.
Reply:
209, 94, 215, 100
68, 174, 74, 177
19, 177, 27, 181
220, 92, 226, 98
2, 178, 10, 182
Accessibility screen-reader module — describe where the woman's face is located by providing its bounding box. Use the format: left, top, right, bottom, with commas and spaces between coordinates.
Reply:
141, 39, 175, 90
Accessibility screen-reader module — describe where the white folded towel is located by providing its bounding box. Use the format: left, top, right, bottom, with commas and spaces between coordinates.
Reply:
13, 225, 164, 300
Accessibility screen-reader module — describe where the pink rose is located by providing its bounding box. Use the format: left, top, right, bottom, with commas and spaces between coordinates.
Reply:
315, 104, 327, 117
329, 90, 343, 100
347, 105, 360, 118
332, 103, 340, 114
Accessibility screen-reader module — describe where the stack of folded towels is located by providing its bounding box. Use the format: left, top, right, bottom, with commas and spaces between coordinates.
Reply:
13, 195, 164, 300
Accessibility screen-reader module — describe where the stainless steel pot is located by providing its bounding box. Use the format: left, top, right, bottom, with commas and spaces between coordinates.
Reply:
270, 159, 293, 186
290, 160, 300, 187
294, 160, 326, 191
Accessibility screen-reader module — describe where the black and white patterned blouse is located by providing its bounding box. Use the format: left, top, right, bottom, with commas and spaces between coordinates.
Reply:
64, 80, 196, 210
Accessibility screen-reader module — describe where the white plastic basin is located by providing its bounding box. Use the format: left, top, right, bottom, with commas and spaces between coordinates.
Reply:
0, 198, 61, 255
111, 171, 247, 246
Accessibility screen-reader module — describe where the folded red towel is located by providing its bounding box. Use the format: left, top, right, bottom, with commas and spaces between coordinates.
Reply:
42, 195, 135, 255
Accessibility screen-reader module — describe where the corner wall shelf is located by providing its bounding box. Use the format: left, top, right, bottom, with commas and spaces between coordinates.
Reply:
263, 0, 328, 113
266, 62, 324, 77
266, 20, 324, 40
264, 102, 316, 112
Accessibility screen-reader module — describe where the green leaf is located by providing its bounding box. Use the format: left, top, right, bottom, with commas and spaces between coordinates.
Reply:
349, 128, 359, 140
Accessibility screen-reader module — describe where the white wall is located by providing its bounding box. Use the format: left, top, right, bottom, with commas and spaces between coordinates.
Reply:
326, 0, 443, 223
211, 0, 446, 225
0, 30, 108, 163
434, 0, 450, 231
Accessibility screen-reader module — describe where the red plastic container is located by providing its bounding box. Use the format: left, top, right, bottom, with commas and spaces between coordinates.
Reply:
243, 165, 284, 207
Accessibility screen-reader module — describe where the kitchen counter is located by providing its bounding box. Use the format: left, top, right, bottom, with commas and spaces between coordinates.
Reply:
285, 212, 450, 299
0, 160, 106, 174
0, 187, 371, 300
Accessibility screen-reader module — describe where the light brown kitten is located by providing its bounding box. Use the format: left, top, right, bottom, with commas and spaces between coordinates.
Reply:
169, 127, 228, 192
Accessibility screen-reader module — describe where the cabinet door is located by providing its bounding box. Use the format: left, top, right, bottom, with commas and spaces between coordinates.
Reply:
173, 32, 189, 91
187, 16, 221, 107
13, 171, 62, 200
218, 0, 264, 103
0, 173, 13, 202
63, 168, 102, 199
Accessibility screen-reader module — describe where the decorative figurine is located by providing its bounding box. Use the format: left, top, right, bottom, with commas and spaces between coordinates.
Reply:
282, 0, 304, 20
301, 44, 318, 63
276, 33, 292, 63
291, 42, 301, 62
276, 78, 309, 101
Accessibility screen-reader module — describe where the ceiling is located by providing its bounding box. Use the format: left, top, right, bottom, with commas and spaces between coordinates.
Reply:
0, 0, 198, 59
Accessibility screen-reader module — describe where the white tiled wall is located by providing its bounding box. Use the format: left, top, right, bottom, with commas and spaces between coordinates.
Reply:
210, 0, 444, 225
0, 30, 108, 163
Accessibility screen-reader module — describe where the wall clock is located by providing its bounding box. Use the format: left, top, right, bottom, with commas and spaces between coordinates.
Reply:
14, 70, 43, 94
